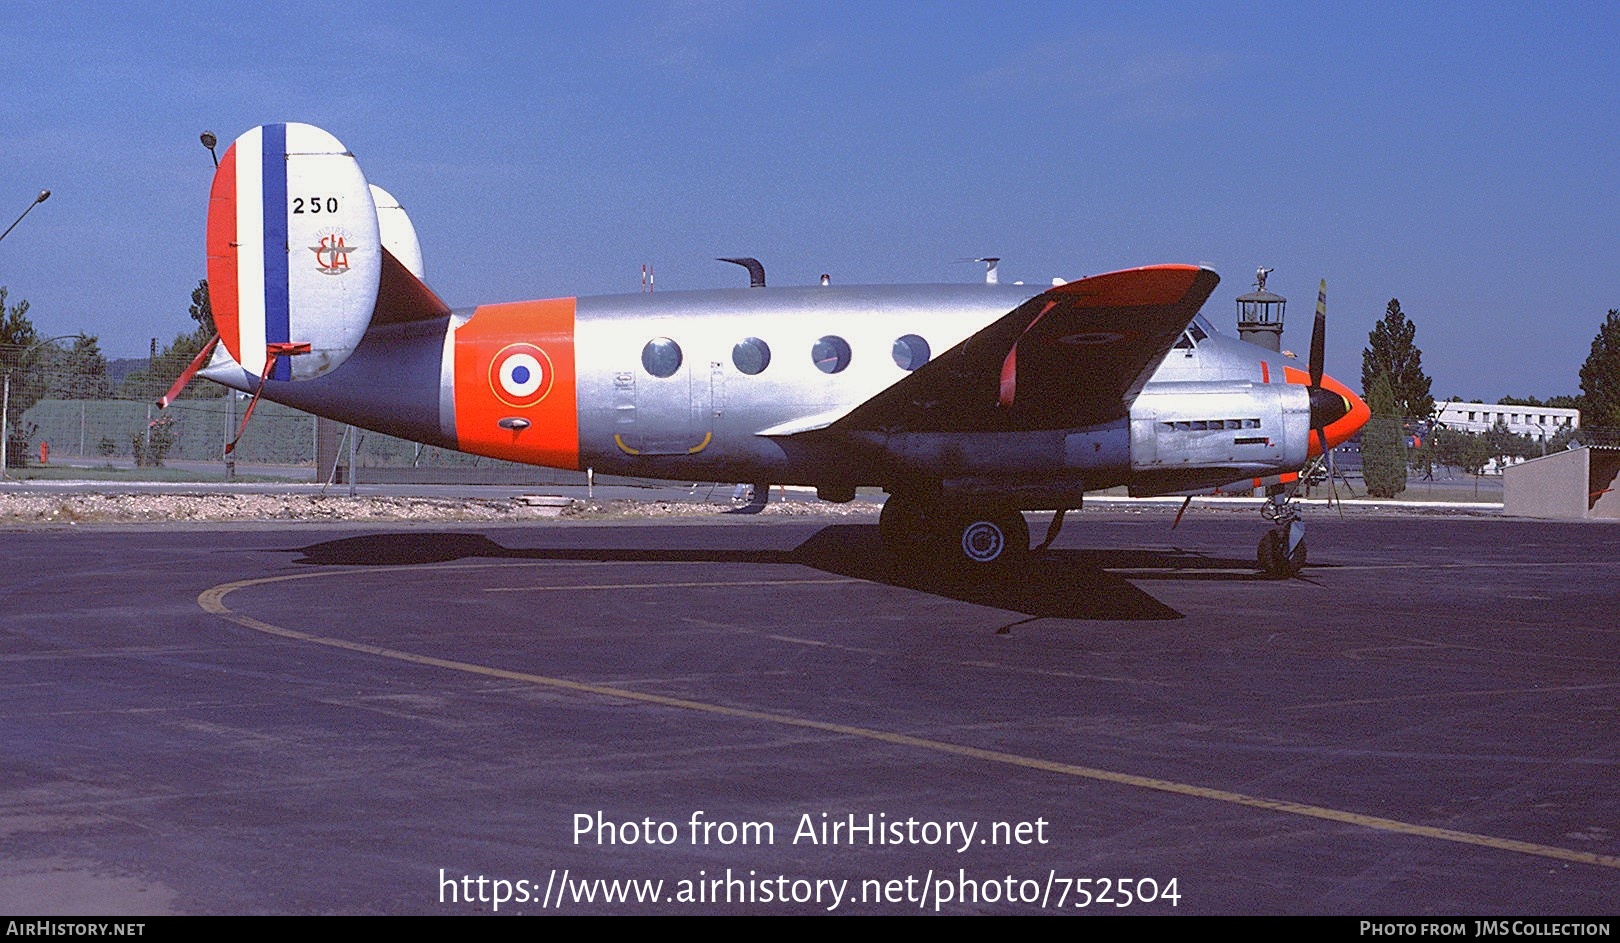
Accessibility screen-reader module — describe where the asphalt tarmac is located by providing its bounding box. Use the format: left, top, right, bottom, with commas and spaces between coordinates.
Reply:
2, 509, 1616, 914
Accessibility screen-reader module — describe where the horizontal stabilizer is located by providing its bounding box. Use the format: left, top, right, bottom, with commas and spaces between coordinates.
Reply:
374, 246, 452, 325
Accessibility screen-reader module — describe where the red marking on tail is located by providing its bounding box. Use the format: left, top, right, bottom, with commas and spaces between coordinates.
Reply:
206, 144, 241, 365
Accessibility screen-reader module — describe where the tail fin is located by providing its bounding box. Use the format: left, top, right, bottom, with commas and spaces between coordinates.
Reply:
368, 183, 452, 326
207, 123, 382, 381
370, 184, 423, 278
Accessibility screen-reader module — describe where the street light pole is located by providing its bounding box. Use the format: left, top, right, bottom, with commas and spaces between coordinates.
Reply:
1, 374, 9, 479
0, 189, 56, 479
0, 190, 51, 245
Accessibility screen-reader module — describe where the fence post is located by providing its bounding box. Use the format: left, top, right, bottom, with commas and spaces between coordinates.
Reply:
1, 373, 10, 479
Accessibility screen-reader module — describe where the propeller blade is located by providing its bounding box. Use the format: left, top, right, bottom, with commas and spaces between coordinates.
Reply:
1304, 277, 1351, 438
1310, 278, 1326, 390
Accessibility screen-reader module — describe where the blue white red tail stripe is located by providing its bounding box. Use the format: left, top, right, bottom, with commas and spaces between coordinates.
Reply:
261, 122, 292, 380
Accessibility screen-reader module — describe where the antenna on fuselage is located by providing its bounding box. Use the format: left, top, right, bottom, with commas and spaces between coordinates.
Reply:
717, 257, 765, 288
954, 257, 1001, 284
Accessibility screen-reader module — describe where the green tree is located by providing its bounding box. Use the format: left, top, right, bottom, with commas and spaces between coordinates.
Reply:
1498, 394, 1582, 410
1546, 420, 1577, 453
1362, 298, 1435, 422
0, 286, 38, 351
42, 334, 110, 399
188, 279, 215, 337
1432, 425, 1470, 474
1484, 417, 1518, 466
1578, 309, 1620, 429
1361, 373, 1407, 498
1, 287, 44, 465
119, 330, 222, 400
1459, 433, 1490, 478
118, 281, 223, 401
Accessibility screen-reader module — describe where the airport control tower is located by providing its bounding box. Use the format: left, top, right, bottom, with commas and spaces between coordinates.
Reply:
1236, 267, 1286, 352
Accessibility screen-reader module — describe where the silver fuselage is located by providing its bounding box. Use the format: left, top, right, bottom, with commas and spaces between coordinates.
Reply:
204, 283, 1313, 505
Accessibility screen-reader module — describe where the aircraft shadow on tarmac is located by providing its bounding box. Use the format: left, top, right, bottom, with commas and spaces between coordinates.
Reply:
285, 525, 1266, 622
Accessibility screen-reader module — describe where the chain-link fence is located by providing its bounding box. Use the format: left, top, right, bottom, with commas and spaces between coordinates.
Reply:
1, 339, 598, 484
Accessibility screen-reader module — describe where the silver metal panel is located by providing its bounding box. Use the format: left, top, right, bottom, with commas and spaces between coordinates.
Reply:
572, 284, 1037, 476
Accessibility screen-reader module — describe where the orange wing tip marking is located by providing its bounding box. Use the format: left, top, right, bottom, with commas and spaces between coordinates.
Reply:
1050, 264, 1204, 308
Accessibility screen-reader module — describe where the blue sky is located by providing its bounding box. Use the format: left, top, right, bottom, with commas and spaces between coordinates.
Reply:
2, 1, 1615, 400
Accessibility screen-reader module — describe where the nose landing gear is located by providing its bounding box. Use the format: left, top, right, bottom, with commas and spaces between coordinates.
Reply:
1258, 488, 1307, 578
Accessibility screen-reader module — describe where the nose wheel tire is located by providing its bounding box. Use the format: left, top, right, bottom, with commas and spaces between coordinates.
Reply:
1258, 528, 1306, 578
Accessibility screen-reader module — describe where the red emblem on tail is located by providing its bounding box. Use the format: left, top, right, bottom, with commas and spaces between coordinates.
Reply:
310, 230, 354, 275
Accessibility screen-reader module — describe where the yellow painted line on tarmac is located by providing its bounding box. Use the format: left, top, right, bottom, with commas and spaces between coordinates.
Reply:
198, 566, 1620, 873
1286, 682, 1620, 712
1326, 561, 1620, 572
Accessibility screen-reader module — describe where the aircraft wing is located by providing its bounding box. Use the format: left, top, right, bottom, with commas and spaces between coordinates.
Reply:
833, 264, 1220, 433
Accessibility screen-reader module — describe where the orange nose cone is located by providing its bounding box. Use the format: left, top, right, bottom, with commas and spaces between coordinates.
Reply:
1312, 373, 1371, 456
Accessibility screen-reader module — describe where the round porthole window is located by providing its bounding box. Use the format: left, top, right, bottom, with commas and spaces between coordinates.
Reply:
732, 337, 771, 376
812, 335, 852, 374
892, 334, 930, 371
641, 337, 682, 378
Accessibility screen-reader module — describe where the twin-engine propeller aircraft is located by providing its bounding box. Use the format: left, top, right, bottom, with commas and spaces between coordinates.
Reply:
185, 123, 1368, 575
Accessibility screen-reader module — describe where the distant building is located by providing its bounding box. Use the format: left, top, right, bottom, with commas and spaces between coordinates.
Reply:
1435, 401, 1579, 439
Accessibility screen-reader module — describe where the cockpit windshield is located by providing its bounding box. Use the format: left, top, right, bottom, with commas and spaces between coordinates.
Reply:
1173, 316, 1214, 350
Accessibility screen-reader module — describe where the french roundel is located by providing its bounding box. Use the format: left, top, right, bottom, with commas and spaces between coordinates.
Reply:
489, 343, 554, 408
